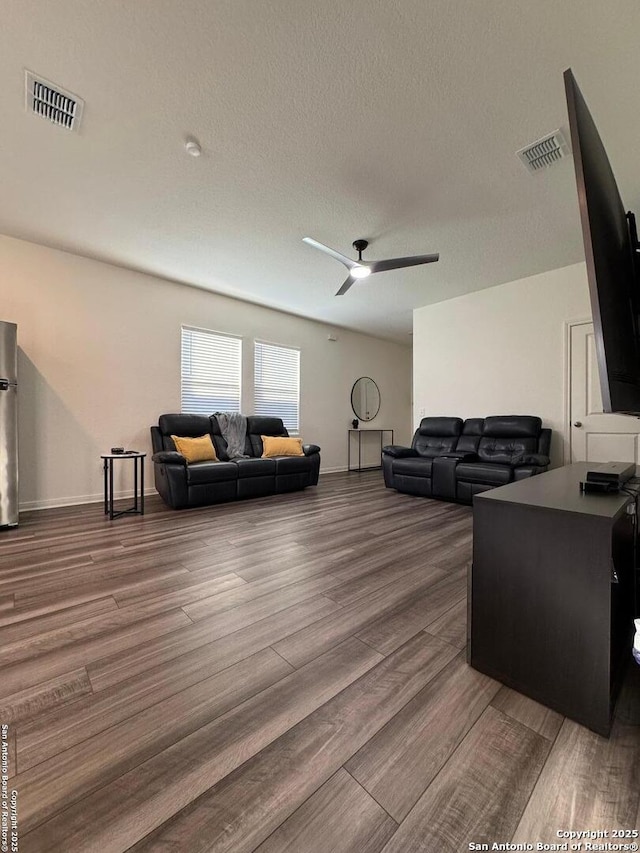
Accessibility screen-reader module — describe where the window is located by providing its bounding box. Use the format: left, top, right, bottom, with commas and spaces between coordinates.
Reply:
181, 326, 241, 415
254, 341, 300, 432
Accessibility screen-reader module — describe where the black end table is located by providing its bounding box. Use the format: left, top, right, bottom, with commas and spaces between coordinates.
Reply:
101, 452, 146, 520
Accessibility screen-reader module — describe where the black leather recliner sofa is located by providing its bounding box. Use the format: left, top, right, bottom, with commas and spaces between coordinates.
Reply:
150, 414, 320, 509
382, 415, 551, 504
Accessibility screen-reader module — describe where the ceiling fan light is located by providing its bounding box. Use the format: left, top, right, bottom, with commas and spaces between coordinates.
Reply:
351, 265, 371, 279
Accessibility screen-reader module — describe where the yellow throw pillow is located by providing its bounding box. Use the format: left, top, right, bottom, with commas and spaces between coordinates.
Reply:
171, 434, 218, 463
261, 436, 304, 458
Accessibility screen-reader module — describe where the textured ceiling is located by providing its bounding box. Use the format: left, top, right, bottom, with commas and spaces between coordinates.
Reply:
2, 1, 640, 344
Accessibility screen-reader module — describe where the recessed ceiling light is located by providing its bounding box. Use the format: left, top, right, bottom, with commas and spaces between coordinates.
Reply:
185, 138, 202, 157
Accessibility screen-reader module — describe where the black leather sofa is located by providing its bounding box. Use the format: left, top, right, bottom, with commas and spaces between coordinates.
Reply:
382, 415, 551, 504
150, 414, 320, 509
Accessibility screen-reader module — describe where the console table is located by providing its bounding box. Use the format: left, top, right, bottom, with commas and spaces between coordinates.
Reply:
470, 463, 636, 736
348, 428, 393, 472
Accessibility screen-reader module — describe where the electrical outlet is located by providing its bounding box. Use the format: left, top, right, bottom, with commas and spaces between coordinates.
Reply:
418, 407, 426, 417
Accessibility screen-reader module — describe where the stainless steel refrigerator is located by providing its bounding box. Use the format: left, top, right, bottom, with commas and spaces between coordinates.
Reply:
0, 322, 18, 527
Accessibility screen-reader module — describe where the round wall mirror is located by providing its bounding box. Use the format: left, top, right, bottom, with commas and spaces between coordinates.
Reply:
351, 377, 381, 422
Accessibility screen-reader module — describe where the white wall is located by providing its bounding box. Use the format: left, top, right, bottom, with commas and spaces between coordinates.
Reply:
413, 262, 592, 466
0, 234, 412, 509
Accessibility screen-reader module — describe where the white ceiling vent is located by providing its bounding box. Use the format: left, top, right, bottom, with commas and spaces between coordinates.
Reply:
25, 71, 84, 131
517, 130, 569, 174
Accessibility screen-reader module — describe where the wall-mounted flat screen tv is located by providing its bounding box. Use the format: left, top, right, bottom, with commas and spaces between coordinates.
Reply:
564, 68, 640, 414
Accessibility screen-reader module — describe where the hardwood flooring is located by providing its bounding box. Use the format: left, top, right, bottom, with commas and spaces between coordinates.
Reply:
3, 470, 640, 852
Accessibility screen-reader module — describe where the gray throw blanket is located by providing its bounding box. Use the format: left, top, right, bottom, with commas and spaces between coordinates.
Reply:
216, 412, 249, 459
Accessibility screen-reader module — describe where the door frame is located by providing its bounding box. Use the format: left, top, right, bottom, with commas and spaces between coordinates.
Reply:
563, 317, 593, 465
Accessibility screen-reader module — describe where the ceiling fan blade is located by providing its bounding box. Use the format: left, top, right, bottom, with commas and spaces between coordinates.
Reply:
369, 253, 440, 274
303, 237, 357, 270
335, 275, 356, 296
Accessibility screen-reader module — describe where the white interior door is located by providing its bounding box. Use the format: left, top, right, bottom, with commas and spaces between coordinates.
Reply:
570, 321, 640, 463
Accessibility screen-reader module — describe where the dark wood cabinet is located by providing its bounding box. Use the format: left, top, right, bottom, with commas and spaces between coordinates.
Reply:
469, 463, 635, 736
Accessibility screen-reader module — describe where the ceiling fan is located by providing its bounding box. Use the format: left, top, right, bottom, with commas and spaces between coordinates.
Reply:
303, 237, 439, 296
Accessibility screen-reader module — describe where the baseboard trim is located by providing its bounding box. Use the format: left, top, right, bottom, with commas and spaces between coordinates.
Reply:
20, 467, 360, 511
20, 488, 157, 512
321, 467, 383, 474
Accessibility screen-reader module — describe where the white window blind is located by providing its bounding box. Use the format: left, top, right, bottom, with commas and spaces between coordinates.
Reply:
254, 341, 300, 432
181, 326, 241, 415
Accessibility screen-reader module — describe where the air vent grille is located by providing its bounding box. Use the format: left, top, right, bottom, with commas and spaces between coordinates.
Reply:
25, 71, 84, 131
517, 130, 569, 174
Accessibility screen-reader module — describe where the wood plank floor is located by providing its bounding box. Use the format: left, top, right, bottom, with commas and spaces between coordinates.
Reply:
4, 470, 640, 851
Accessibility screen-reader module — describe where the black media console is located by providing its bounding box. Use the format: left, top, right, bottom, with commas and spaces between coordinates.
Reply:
469, 462, 636, 737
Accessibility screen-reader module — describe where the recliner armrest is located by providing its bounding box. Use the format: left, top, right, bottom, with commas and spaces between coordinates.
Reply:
152, 451, 187, 466
382, 445, 418, 459
303, 444, 321, 456
438, 452, 479, 461
512, 453, 550, 467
